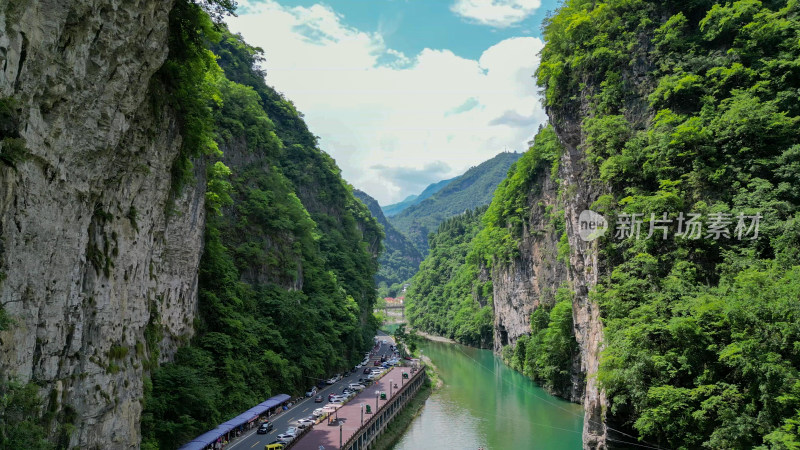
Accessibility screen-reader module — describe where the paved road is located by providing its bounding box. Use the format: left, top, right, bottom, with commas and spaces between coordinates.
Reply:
294, 366, 411, 450
228, 333, 397, 450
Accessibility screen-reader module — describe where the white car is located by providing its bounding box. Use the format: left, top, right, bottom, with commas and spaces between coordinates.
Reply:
326, 377, 337, 385
285, 427, 299, 436
329, 395, 347, 403
297, 418, 315, 427
312, 408, 326, 417
277, 434, 295, 443
348, 383, 365, 390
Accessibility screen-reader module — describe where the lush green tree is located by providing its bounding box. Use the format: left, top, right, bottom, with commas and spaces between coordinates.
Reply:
406, 206, 494, 348
141, 11, 381, 449
537, 0, 800, 446
0, 381, 53, 450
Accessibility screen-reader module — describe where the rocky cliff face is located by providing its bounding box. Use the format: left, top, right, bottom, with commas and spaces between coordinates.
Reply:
491, 168, 567, 353
489, 122, 608, 446
555, 112, 608, 449
0, 1, 205, 447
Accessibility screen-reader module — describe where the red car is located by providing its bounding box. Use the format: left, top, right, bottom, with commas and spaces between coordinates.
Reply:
373, 360, 381, 366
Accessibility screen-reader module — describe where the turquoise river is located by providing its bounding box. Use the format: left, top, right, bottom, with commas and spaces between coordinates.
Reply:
392, 338, 584, 449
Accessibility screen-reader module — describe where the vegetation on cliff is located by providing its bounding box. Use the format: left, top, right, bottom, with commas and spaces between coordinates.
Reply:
502, 287, 579, 397
140, 3, 381, 448
407, 126, 576, 386
538, 0, 800, 447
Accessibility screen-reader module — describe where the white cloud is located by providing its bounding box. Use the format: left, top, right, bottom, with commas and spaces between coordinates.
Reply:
451, 0, 542, 28
226, 0, 546, 204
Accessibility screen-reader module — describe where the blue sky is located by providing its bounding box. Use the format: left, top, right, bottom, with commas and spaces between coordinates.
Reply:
240, 0, 553, 60
228, 0, 560, 204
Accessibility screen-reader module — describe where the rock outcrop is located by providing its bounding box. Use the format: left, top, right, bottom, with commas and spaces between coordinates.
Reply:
489, 121, 609, 446
491, 167, 567, 353
555, 115, 608, 449
0, 0, 205, 447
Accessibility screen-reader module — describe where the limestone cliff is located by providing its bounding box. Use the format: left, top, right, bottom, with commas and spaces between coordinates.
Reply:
489, 123, 608, 447
491, 167, 567, 355
0, 0, 205, 447
554, 112, 608, 449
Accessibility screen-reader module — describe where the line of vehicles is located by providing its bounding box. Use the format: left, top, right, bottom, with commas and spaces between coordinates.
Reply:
260, 349, 404, 448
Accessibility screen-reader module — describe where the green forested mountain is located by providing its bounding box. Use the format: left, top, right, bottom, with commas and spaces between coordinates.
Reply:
388, 152, 522, 255
405, 207, 494, 347
353, 189, 423, 290
538, 0, 800, 447
139, 5, 381, 448
413, 0, 800, 448
381, 177, 455, 217
407, 125, 575, 372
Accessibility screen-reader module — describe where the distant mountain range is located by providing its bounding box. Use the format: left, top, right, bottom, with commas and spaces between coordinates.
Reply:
381, 177, 455, 217
387, 151, 522, 255
354, 190, 423, 288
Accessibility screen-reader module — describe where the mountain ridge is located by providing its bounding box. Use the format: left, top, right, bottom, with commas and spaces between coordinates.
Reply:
388, 151, 522, 255
353, 189, 423, 290
381, 177, 455, 217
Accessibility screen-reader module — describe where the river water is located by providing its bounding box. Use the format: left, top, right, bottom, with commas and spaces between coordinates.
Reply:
392, 338, 584, 450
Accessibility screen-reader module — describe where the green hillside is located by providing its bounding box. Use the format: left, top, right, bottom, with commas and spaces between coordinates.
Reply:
405, 206, 494, 348
139, 8, 381, 448
354, 190, 423, 291
388, 152, 522, 255
381, 177, 455, 217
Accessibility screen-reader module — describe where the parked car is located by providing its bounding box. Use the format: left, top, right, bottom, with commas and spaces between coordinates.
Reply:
348, 383, 365, 391
317, 380, 327, 388
312, 408, 325, 417
265, 441, 285, 450
342, 388, 354, 395
314, 395, 323, 403
326, 377, 337, 385
285, 426, 299, 436
373, 360, 381, 366
363, 367, 372, 374
297, 418, 315, 427
305, 386, 317, 397
276, 434, 294, 444
257, 421, 274, 434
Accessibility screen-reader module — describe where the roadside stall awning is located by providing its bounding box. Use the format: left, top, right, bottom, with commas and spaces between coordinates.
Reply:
178, 394, 291, 450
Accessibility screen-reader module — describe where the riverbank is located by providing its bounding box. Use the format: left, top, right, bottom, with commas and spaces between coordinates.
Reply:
414, 329, 457, 344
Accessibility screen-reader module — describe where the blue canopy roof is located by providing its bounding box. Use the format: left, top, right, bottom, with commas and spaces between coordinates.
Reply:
178, 394, 291, 450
